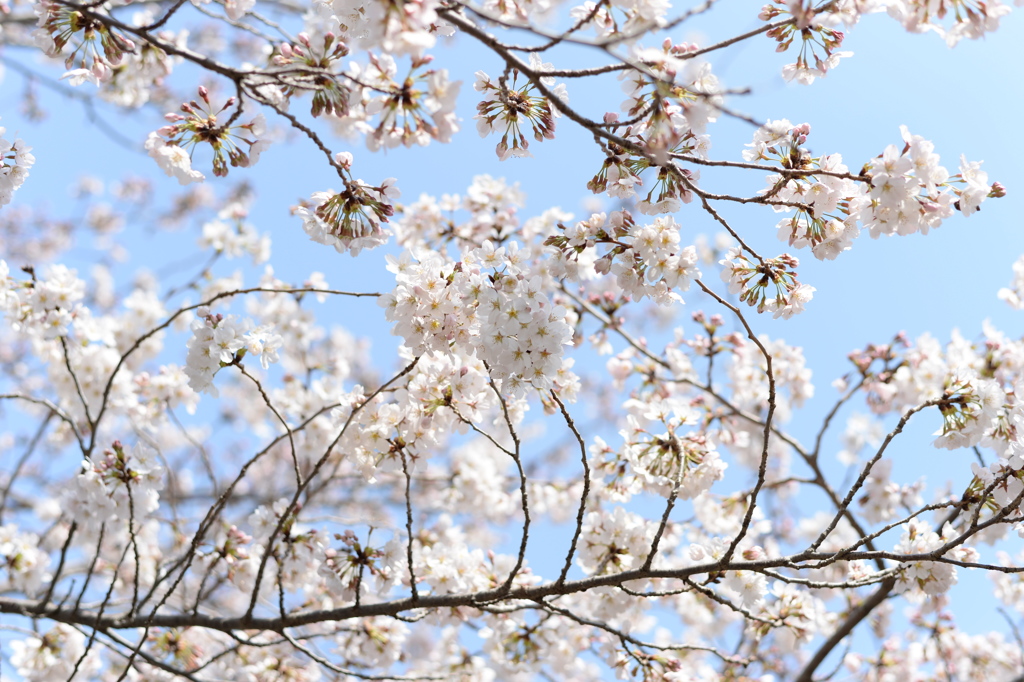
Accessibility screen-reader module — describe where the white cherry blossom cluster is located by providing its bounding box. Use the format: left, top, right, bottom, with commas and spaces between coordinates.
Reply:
581, 52, 717, 212
184, 306, 282, 396
379, 241, 577, 398
756, 581, 834, 652
854, 330, 1021, 455
392, 174, 528, 253
414, 516, 540, 597
608, 217, 701, 303
760, 2, 855, 84
0, 523, 52, 596
547, 211, 701, 305
751, 121, 1000, 263
198, 202, 272, 264
479, 0, 555, 23
859, 126, 969, 236
728, 332, 814, 425
596, 396, 727, 500
355, 53, 461, 150
843, 627, 1024, 680
997, 254, 1024, 310
482, 612, 598, 678
578, 506, 658, 575
0, 261, 85, 339
969, 462, 1024, 538
0, 119, 34, 208
858, 458, 924, 524
747, 120, 862, 260
10, 623, 101, 682
568, 0, 672, 37
61, 440, 164, 535
931, 373, 1004, 450
321, 0, 443, 55
892, 518, 976, 602
886, 0, 1014, 45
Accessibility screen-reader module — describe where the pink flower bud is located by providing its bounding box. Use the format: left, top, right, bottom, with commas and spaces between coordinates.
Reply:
742, 546, 765, 561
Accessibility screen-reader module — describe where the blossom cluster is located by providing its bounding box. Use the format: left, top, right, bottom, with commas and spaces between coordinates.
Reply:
760, 1, 854, 84
184, 306, 283, 395
0, 119, 34, 208
295, 164, 400, 256
548, 210, 702, 305
720, 247, 815, 318
379, 240, 577, 398
357, 53, 461, 151
886, 0, 1014, 45
61, 440, 165, 535
749, 121, 1001, 263
3, 0, 1024, 679
582, 48, 719, 213
33, 0, 135, 83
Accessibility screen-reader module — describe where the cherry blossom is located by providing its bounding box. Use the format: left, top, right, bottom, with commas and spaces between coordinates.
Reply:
0, 0, 1022, 679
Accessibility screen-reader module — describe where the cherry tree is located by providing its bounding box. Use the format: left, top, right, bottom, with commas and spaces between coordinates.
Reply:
1, 0, 1023, 679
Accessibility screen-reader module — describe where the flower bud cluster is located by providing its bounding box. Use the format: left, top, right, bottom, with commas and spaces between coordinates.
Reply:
296, 176, 399, 256
475, 55, 565, 160
273, 32, 351, 117
720, 248, 815, 319
761, 1, 854, 84
33, 0, 135, 84
146, 87, 271, 184
347, 54, 461, 151
87, 13, 186, 108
